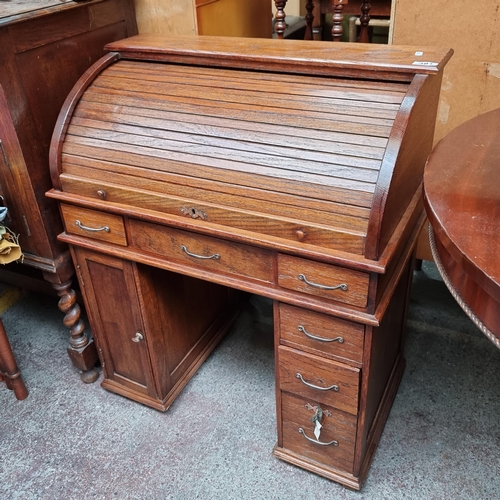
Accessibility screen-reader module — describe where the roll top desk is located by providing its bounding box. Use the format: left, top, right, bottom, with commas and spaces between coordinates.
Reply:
47, 35, 451, 489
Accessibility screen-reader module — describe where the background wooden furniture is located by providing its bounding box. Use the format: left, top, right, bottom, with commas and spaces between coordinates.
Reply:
0, 317, 28, 400
0, 0, 138, 382
48, 35, 450, 488
424, 109, 500, 350
274, 0, 391, 41
134, 0, 272, 38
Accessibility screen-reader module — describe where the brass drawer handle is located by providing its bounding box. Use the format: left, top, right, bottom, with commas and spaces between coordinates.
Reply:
298, 325, 344, 344
131, 331, 144, 343
75, 220, 110, 233
180, 245, 220, 260
298, 274, 347, 291
298, 428, 338, 447
296, 373, 339, 392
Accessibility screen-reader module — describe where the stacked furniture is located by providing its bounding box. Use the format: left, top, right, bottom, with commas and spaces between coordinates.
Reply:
47, 35, 451, 489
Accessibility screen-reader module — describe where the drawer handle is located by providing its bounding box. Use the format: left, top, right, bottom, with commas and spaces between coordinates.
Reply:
296, 373, 339, 392
75, 220, 110, 233
298, 325, 344, 344
298, 274, 348, 291
298, 428, 338, 447
180, 245, 220, 260
131, 331, 144, 343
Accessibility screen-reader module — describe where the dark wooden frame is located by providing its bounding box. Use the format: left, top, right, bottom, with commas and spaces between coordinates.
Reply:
0, 0, 137, 381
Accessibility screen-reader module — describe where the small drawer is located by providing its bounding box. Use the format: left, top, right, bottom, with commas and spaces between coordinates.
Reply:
281, 392, 357, 474
129, 219, 273, 283
278, 346, 359, 415
279, 303, 364, 365
60, 204, 127, 246
277, 254, 370, 308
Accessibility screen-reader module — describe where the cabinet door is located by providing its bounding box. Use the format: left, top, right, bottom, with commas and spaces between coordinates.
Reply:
72, 247, 157, 400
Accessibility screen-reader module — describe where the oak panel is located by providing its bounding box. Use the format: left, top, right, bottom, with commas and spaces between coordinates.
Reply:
278, 346, 360, 415
129, 219, 273, 283
278, 254, 370, 307
279, 303, 364, 365
281, 392, 357, 474
60, 204, 127, 246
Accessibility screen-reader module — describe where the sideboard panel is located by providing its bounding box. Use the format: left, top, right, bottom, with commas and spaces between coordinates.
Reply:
73, 248, 156, 397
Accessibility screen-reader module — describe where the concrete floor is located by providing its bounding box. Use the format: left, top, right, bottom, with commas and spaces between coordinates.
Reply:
1, 262, 499, 499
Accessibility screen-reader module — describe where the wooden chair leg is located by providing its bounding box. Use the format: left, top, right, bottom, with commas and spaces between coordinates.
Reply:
0, 318, 28, 400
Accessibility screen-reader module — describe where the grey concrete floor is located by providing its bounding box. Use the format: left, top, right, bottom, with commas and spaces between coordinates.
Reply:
1, 262, 499, 499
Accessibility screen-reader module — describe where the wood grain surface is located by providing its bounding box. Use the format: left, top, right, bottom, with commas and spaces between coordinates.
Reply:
424, 108, 500, 343
104, 35, 453, 79
280, 392, 357, 473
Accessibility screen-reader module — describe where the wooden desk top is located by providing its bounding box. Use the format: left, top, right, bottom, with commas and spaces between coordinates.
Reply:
424, 108, 500, 348
105, 35, 453, 80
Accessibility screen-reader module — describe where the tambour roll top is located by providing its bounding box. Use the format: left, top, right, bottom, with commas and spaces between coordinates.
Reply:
49, 35, 452, 265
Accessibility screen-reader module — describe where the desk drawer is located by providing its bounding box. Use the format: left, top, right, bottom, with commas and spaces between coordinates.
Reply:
129, 219, 273, 283
60, 204, 127, 246
277, 254, 370, 307
279, 303, 364, 365
278, 346, 360, 415
281, 392, 357, 474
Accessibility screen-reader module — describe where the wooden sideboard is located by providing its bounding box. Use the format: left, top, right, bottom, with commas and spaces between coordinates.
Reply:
47, 35, 451, 489
0, 0, 137, 381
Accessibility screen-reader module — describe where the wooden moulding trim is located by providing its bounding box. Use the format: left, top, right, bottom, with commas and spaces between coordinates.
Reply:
47, 189, 386, 273
19, 252, 57, 273
48, 52, 121, 191
272, 446, 361, 490
20, 249, 74, 277
56, 231, 381, 326
110, 52, 416, 82
47, 186, 423, 279
364, 74, 428, 260
104, 35, 453, 80
101, 379, 170, 412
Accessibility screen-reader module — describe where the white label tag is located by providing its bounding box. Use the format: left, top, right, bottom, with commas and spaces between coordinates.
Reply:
314, 420, 322, 440
412, 61, 439, 67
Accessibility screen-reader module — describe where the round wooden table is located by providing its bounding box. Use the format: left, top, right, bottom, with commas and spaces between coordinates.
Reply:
424, 108, 500, 349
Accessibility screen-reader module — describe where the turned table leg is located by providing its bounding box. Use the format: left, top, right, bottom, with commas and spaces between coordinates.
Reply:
274, 0, 288, 39
359, 1, 371, 43
331, 0, 345, 42
51, 280, 99, 384
0, 317, 28, 400
42, 253, 99, 384
304, 0, 315, 40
